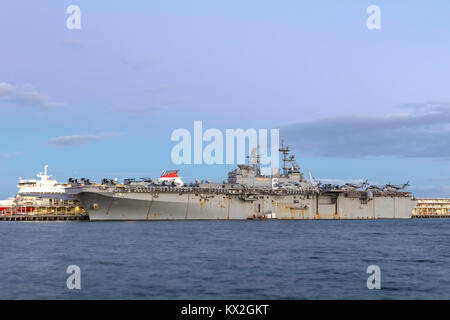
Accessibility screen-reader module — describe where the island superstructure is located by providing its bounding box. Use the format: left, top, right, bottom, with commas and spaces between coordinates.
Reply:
66, 142, 417, 220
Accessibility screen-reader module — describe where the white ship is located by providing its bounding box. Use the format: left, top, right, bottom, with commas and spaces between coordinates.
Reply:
1, 166, 83, 215
17, 165, 69, 195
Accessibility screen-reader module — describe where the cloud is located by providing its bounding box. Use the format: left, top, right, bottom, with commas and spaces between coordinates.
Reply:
0, 82, 66, 109
47, 132, 122, 147
120, 57, 149, 71
111, 101, 176, 114
120, 57, 150, 71
410, 185, 450, 198
59, 38, 85, 48
143, 86, 169, 94
281, 102, 450, 158
110, 87, 177, 114
1, 152, 21, 159
0, 82, 14, 95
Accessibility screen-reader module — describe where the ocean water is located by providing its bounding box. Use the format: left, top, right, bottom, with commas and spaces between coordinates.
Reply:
0, 219, 449, 299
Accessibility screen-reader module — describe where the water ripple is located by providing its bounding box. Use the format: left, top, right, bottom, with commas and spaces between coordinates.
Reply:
0, 220, 450, 299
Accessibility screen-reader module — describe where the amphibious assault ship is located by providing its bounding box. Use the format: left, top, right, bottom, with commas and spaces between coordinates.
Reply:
66, 142, 416, 220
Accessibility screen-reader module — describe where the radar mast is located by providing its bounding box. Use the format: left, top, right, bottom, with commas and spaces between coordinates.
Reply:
279, 137, 294, 176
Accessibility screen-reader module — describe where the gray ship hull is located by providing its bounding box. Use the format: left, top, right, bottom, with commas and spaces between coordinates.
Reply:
67, 140, 416, 221
76, 189, 416, 221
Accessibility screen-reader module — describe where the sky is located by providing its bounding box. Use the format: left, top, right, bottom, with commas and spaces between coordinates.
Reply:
1, 0, 450, 198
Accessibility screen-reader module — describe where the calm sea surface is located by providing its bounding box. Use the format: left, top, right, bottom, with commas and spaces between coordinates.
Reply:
0, 220, 449, 299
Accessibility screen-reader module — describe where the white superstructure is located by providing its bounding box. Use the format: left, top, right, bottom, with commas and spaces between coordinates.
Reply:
17, 165, 68, 195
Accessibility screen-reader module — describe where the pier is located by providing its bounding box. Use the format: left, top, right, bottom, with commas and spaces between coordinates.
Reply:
412, 198, 450, 218
0, 196, 88, 221
0, 214, 89, 221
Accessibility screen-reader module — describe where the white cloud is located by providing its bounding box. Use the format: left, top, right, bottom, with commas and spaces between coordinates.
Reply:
59, 38, 85, 48
1, 152, 21, 159
0, 82, 14, 95
282, 102, 450, 159
0, 82, 66, 109
111, 101, 176, 114
410, 185, 450, 198
47, 132, 122, 147
120, 57, 149, 71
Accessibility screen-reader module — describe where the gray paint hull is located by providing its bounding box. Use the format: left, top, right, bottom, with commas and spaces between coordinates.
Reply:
77, 190, 416, 221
